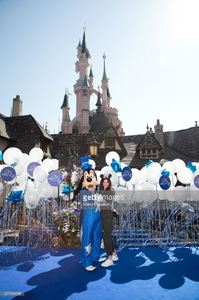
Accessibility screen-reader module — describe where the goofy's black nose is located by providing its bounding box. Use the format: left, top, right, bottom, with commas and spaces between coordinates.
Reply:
87, 177, 92, 182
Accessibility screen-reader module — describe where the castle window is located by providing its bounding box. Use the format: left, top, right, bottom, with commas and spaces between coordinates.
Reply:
72, 126, 79, 135
140, 149, 159, 159
105, 137, 115, 149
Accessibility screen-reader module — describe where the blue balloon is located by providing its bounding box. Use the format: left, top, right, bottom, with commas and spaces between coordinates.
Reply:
161, 169, 170, 177
122, 166, 132, 182
1, 166, 16, 182
6, 190, 24, 203
62, 185, 69, 194
48, 170, 63, 187
27, 162, 40, 177
159, 175, 171, 190
111, 159, 122, 173
62, 185, 74, 194
187, 161, 197, 173
145, 160, 153, 168
194, 174, 199, 189
0, 150, 3, 161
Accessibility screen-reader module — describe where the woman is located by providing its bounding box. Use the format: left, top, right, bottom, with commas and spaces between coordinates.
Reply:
99, 174, 118, 267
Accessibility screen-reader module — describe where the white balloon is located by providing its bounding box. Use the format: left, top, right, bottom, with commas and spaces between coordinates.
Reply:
26, 179, 34, 191
161, 161, 175, 174
148, 162, 161, 172
22, 153, 31, 164
130, 168, 140, 185
126, 182, 134, 191
147, 170, 161, 185
89, 159, 96, 170
42, 158, 54, 172
38, 182, 51, 198
33, 166, 48, 183
177, 167, 193, 185
25, 190, 40, 209
3, 147, 23, 166
172, 159, 186, 173
105, 151, 120, 166
29, 147, 43, 162
51, 159, 59, 170
137, 167, 148, 185
14, 162, 25, 176
170, 174, 177, 187
17, 173, 27, 185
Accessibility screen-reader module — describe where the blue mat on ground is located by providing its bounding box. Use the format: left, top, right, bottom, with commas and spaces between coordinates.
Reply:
0, 246, 199, 300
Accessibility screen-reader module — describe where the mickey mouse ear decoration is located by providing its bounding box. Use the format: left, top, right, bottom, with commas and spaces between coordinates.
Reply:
100, 173, 112, 179
80, 155, 93, 171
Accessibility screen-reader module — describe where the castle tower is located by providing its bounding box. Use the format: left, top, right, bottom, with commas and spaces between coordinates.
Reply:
61, 93, 70, 134
73, 30, 92, 133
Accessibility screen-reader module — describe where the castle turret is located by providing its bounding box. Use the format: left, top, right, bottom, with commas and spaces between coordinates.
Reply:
61, 93, 70, 134
88, 65, 94, 88
74, 30, 91, 126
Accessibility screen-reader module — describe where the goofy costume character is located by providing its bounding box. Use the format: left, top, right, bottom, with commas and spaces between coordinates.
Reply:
78, 160, 102, 271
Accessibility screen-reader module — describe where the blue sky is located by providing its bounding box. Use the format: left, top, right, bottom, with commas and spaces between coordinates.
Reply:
0, 0, 199, 135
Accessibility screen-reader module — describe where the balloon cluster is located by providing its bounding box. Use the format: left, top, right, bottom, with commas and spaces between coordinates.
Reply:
89, 152, 199, 202
0, 147, 61, 208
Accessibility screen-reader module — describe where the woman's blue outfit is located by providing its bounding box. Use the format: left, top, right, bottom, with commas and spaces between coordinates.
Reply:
79, 188, 102, 268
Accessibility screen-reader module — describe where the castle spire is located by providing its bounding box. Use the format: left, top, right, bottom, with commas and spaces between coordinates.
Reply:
81, 29, 86, 52
102, 53, 108, 81
89, 65, 94, 78
61, 92, 70, 133
96, 87, 102, 112
101, 53, 109, 107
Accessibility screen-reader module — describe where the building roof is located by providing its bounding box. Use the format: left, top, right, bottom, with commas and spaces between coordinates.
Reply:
0, 114, 12, 140
136, 131, 162, 150
122, 126, 199, 168
89, 110, 110, 132
1, 114, 53, 153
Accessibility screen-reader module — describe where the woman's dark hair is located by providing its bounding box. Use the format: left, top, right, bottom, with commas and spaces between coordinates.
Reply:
99, 177, 112, 191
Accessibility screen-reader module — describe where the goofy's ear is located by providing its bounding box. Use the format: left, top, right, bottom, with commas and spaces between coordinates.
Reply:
74, 175, 84, 195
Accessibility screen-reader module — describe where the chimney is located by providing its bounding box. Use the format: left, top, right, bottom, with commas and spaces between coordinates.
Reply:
11, 95, 23, 117
195, 121, 198, 127
154, 119, 164, 150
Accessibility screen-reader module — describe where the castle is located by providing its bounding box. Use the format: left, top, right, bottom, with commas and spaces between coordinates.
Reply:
60, 30, 124, 136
